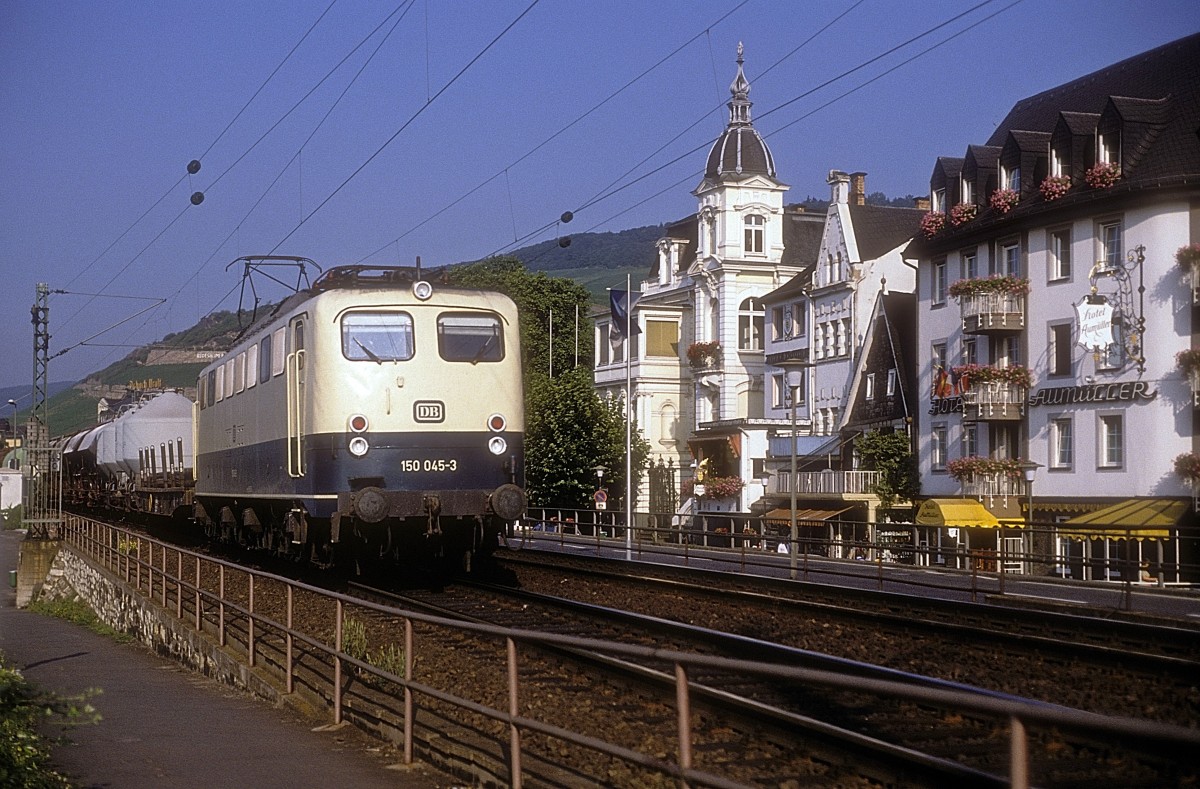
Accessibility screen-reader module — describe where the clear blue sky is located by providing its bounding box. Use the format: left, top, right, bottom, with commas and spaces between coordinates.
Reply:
1, 0, 1196, 394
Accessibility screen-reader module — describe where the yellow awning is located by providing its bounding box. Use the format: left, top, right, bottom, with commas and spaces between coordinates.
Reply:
763, 507, 851, 525
915, 498, 1001, 528
1059, 498, 1187, 540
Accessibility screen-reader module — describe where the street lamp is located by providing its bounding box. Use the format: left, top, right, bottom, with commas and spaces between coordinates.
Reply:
1018, 461, 1042, 578
774, 358, 811, 581
6, 399, 15, 447
592, 465, 607, 537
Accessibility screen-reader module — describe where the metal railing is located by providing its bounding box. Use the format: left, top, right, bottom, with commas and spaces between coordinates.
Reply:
59, 515, 1200, 789
770, 470, 880, 495
960, 292, 1025, 331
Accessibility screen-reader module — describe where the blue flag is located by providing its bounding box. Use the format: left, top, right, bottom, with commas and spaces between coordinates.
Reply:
609, 289, 641, 350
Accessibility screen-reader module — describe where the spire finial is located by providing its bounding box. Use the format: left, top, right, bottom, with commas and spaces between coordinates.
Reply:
728, 43, 752, 126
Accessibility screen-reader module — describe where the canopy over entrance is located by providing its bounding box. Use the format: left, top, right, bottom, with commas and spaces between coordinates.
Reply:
914, 498, 1001, 528
1060, 498, 1188, 540
763, 507, 851, 525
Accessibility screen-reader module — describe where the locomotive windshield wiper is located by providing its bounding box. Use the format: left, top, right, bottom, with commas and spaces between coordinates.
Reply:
355, 338, 383, 365
471, 332, 498, 365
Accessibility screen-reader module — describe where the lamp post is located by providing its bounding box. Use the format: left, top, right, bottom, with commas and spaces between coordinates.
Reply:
1018, 461, 1041, 579
592, 465, 607, 537
6, 399, 15, 447
775, 358, 810, 581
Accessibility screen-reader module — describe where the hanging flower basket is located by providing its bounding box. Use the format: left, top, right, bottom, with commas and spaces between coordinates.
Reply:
686, 341, 721, 367
951, 363, 1033, 389
947, 456, 1025, 482
1039, 175, 1071, 201
1085, 161, 1120, 189
919, 211, 946, 238
989, 188, 1019, 214
947, 275, 1031, 299
1175, 243, 1200, 272
1172, 452, 1200, 485
949, 203, 977, 226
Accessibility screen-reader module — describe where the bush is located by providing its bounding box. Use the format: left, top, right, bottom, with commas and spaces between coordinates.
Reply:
0, 659, 99, 788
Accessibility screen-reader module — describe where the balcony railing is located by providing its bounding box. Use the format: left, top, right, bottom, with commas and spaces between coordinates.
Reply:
772, 470, 880, 496
961, 381, 1026, 421
961, 472, 1023, 501
960, 292, 1025, 333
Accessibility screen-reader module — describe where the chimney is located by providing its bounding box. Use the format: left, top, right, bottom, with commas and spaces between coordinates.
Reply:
850, 172, 867, 206
914, 196, 931, 211
827, 170, 850, 205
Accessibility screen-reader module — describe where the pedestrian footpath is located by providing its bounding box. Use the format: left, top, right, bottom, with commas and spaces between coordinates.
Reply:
0, 528, 453, 789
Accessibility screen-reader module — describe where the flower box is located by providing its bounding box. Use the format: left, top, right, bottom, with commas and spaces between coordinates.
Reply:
1085, 161, 1120, 189
1176, 245, 1200, 303
989, 188, 1019, 214
1039, 175, 1071, 201
682, 475, 743, 499
947, 455, 1025, 483
949, 203, 977, 226
952, 363, 1034, 389
919, 211, 946, 238
686, 341, 721, 368
947, 275, 1030, 299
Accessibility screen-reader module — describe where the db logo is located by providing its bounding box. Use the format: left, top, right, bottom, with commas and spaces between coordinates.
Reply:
414, 401, 445, 423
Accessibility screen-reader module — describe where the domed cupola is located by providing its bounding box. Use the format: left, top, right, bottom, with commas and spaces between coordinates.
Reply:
704, 43, 776, 180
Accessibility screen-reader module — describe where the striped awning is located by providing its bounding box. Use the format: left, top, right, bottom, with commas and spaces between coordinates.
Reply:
1059, 498, 1188, 540
763, 507, 851, 525
914, 498, 1002, 528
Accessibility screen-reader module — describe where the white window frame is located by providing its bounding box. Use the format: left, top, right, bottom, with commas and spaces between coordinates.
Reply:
1097, 219, 1123, 272
961, 250, 977, 281
962, 423, 977, 459
1098, 413, 1124, 469
270, 327, 287, 377
865, 373, 876, 400
1050, 146, 1066, 177
744, 214, 765, 254
931, 423, 948, 470
959, 176, 974, 205
1049, 322, 1073, 377
886, 368, 897, 397
1050, 416, 1073, 470
998, 240, 1021, 277
738, 298, 764, 351
1049, 227, 1072, 282
932, 260, 947, 306
245, 344, 258, 389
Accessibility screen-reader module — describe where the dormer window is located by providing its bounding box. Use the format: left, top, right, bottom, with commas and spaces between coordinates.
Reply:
1002, 165, 1020, 193
1098, 131, 1120, 165
744, 214, 764, 254
1050, 146, 1066, 177
959, 177, 974, 205
932, 187, 946, 212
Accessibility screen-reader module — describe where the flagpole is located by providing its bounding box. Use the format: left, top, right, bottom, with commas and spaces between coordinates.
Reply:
625, 273, 633, 560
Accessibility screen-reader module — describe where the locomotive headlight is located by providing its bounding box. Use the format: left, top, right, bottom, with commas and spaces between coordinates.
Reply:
348, 436, 370, 457
487, 413, 506, 432
488, 436, 507, 456
348, 413, 368, 433
413, 280, 433, 301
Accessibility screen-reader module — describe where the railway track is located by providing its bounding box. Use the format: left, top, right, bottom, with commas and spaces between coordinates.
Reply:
346, 577, 1196, 787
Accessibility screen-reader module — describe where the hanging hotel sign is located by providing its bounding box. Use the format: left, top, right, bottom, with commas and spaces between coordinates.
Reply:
1075, 296, 1114, 352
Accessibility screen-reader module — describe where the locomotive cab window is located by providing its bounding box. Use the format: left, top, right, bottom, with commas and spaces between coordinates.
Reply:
438, 313, 503, 363
342, 312, 414, 362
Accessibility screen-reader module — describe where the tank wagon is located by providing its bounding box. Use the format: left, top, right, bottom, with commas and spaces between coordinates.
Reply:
60, 390, 194, 515
192, 262, 526, 572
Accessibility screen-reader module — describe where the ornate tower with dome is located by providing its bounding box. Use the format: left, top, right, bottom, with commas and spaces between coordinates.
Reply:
594, 44, 823, 515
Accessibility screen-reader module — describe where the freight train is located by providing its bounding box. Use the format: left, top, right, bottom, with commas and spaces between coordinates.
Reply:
60, 261, 527, 574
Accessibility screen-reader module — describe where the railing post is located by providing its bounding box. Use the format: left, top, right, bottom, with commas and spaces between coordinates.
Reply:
286, 585, 295, 694
160, 544, 168, 607
403, 617, 413, 764
194, 556, 201, 631
1010, 714, 1029, 789
675, 662, 693, 782
507, 636, 523, 789
219, 565, 226, 646
247, 574, 256, 667
176, 551, 182, 619
334, 599, 343, 725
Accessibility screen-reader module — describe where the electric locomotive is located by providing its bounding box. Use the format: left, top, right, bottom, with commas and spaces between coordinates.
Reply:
192, 260, 526, 572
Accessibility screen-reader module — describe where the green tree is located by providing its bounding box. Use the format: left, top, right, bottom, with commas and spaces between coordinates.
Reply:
854, 430, 920, 512
525, 367, 649, 508
447, 257, 593, 381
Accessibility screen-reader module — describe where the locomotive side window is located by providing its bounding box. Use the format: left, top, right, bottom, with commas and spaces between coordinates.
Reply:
215, 365, 225, 402
223, 359, 235, 399
259, 334, 271, 383
245, 344, 258, 389
270, 327, 286, 376
438, 313, 503, 362
342, 313, 414, 362
233, 352, 246, 394
207, 370, 216, 406
198, 376, 206, 410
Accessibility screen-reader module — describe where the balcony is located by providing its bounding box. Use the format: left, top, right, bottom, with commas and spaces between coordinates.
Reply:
773, 470, 880, 497
961, 472, 1023, 502
948, 456, 1026, 506
961, 380, 1026, 421
959, 292, 1025, 333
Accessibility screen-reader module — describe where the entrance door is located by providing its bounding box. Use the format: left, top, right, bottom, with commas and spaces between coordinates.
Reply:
286, 314, 308, 478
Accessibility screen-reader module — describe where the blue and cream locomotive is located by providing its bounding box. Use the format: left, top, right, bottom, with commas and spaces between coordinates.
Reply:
193, 261, 526, 571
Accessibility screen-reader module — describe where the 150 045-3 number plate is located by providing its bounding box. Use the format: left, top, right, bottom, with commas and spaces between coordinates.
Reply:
400, 459, 458, 472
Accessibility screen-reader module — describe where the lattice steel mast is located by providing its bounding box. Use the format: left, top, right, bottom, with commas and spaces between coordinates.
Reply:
25, 282, 61, 539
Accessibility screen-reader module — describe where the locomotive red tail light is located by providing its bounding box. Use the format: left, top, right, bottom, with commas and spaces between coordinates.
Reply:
487, 413, 506, 432
349, 414, 368, 433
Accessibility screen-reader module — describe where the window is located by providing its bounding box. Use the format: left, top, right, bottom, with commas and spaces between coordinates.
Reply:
259, 334, 272, 383
961, 337, 977, 367
1000, 335, 1021, 366
233, 352, 245, 394
962, 423, 977, 459
771, 308, 785, 342
596, 325, 611, 366
1050, 146, 1066, 177
1003, 165, 1020, 192
792, 301, 806, 336
223, 360, 235, 399
738, 298, 764, 350
342, 312, 415, 362
932, 187, 945, 213
772, 374, 789, 409
1051, 417, 1073, 469
865, 373, 876, 400
744, 214, 764, 254
270, 327, 286, 376
1049, 228, 1071, 281
1098, 220, 1122, 272
959, 176, 974, 205
1099, 414, 1123, 468
197, 376, 206, 410
932, 260, 947, 306
645, 319, 678, 358
438, 313, 503, 362
961, 250, 977, 281
886, 368, 897, 396
1049, 323, 1073, 377
998, 240, 1021, 277
1098, 131, 1120, 165
245, 344, 258, 389
931, 423, 947, 470
932, 341, 948, 398
214, 364, 225, 402
206, 370, 216, 406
